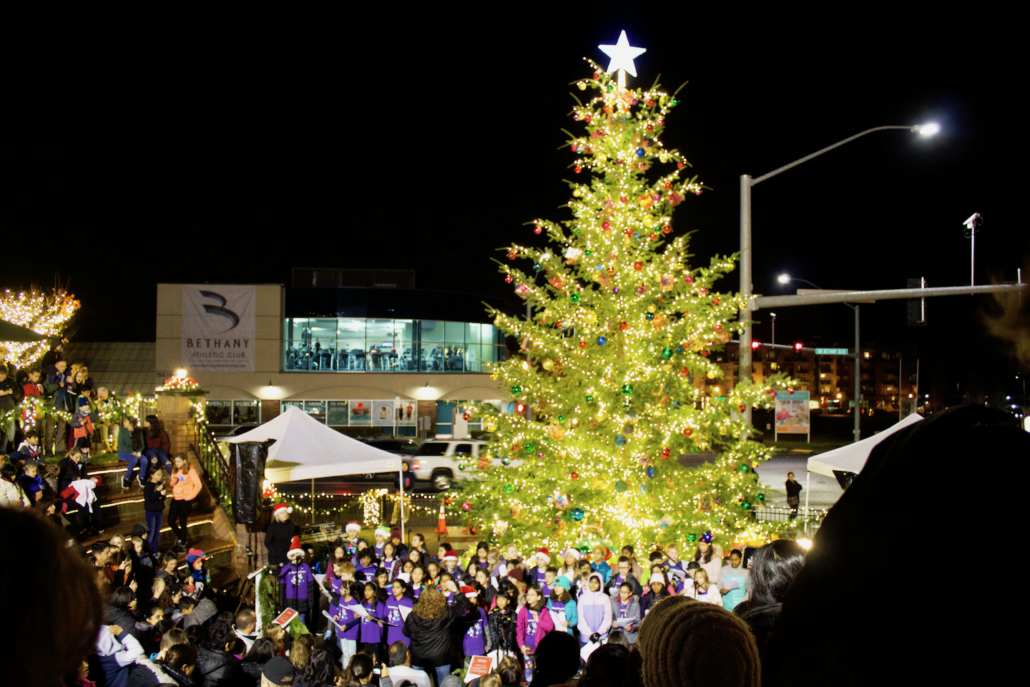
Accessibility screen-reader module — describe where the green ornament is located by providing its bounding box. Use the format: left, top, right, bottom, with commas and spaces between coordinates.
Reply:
571, 294, 581, 304
670, 98, 679, 107
615, 480, 627, 492
511, 385, 522, 395
584, 250, 592, 256
586, 395, 593, 403
757, 493, 766, 502
573, 226, 580, 233
501, 456, 512, 466
503, 484, 514, 494
686, 532, 698, 543
739, 463, 750, 473
741, 501, 751, 510
533, 263, 542, 271
525, 443, 534, 451
570, 507, 585, 521
458, 464, 466, 471
662, 347, 672, 359
558, 416, 564, 423
645, 312, 655, 321
622, 384, 633, 395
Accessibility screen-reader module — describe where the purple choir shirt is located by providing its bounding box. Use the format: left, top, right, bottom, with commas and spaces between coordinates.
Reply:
327, 575, 346, 618
463, 606, 488, 657
534, 568, 547, 586
356, 563, 377, 579
335, 600, 361, 641
412, 584, 423, 599
374, 543, 386, 559
526, 611, 540, 650
359, 600, 387, 644
385, 596, 413, 646
279, 562, 314, 612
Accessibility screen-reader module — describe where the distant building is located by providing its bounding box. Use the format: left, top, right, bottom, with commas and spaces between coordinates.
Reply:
707, 343, 919, 413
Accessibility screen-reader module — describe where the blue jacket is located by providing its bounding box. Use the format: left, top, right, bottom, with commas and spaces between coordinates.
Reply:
591, 560, 612, 584
547, 597, 578, 634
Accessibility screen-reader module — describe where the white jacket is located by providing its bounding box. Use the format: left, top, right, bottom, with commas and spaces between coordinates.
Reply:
0, 479, 30, 508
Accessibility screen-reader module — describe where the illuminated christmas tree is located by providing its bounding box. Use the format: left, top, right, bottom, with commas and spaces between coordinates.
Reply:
450, 35, 794, 552
0, 287, 79, 367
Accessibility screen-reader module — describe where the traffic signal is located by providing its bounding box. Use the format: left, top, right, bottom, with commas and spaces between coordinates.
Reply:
751, 341, 761, 350
794, 342, 803, 352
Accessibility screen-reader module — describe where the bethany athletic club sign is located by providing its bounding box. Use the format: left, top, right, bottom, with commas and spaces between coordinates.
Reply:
182, 285, 255, 372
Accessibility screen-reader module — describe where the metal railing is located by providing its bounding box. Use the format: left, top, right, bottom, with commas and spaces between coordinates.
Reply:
750, 505, 826, 535
192, 425, 235, 523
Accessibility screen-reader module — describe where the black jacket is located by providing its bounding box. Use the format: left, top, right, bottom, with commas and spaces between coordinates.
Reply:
785, 480, 803, 498
264, 520, 297, 568
127, 657, 195, 687
487, 606, 518, 653
57, 456, 87, 494
240, 660, 264, 687
403, 593, 471, 667
104, 605, 141, 640
143, 482, 167, 513
195, 645, 246, 687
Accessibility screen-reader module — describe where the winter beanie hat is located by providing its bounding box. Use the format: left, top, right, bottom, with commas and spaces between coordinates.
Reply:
638, 597, 759, 687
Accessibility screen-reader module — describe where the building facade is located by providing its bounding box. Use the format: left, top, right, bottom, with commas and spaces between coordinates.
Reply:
156, 283, 511, 437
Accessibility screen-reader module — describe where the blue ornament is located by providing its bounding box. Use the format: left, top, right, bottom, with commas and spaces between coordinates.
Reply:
595, 264, 604, 271
646, 466, 655, 478
676, 347, 684, 354
615, 435, 627, 447
672, 401, 681, 409
597, 336, 608, 346
701, 531, 714, 544
636, 148, 645, 157
634, 232, 640, 238
571, 507, 585, 521
640, 483, 648, 494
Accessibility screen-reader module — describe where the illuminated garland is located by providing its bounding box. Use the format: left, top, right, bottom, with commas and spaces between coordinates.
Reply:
445, 57, 800, 552
0, 288, 79, 368
156, 376, 202, 393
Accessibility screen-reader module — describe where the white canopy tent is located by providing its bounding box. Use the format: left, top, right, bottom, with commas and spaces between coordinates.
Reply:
804, 413, 923, 508
225, 406, 410, 538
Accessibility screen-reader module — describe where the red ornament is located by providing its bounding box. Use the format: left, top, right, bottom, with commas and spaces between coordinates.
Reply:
508, 251, 516, 260
680, 368, 689, 376
661, 447, 671, 458
647, 100, 655, 107
701, 350, 709, 357
579, 340, 587, 349
633, 261, 643, 271
713, 298, 721, 305
619, 321, 628, 331
604, 105, 613, 114
602, 221, 611, 231
685, 275, 694, 284
648, 233, 657, 241
738, 405, 746, 413
714, 323, 722, 331
664, 182, 672, 190
512, 444, 521, 452
534, 226, 542, 235
574, 166, 582, 174
683, 428, 693, 437
787, 387, 795, 394
620, 196, 628, 203
593, 72, 601, 80
504, 274, 513, 284
571, 472, 579, 480
444, 497, 453, 505
662, 225, 672, 234
584, 115, 592, 123
624, 228, 633, 236
646, 125, 653, 131
677, 162, 685, 169
698, 288, 708, 296
555, 321, 562, 328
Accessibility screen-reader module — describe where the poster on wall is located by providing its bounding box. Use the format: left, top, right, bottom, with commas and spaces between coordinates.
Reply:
396, 399, 416, 425
775, 390, 811, 439
372, 400, 394, 426
327, 401, 349, 426
350, 401, 372, 426
182, 284, 256, 372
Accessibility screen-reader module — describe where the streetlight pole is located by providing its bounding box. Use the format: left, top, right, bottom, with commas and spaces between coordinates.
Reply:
737, 124, 938, 427
771, 312, 776, 347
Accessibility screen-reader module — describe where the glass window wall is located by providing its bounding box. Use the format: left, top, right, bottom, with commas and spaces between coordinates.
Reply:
283, 318, 505, 373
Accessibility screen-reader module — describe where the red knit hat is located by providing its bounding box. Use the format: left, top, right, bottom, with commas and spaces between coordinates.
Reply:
287, 536, 304, 558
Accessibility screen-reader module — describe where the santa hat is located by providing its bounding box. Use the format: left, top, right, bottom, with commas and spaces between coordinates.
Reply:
345, 521, 361, 534
273, 503, 292, 515
597, 545, 612, 561
461, 585, 478, 598
442, 551, 459, 563
375, 526, 390, 539
534, 548, 551, 565
287, 536, 304, 558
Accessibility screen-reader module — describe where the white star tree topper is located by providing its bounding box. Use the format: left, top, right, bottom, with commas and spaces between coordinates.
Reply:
598, 30, 646, 89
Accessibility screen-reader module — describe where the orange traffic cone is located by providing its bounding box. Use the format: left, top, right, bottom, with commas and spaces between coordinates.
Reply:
435, 504, 448, 535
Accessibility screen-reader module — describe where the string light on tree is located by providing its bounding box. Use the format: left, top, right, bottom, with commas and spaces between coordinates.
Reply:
451, 36, 797, 553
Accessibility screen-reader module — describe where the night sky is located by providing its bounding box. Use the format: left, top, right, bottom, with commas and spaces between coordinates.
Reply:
7, 7, 1028, 403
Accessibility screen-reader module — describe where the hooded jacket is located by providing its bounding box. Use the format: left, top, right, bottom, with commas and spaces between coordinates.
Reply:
195, 644, 245, 686
515, 601, 554, 651
171, 466, 202, 501
96, 626, 145, 687
576, 572, 613, 638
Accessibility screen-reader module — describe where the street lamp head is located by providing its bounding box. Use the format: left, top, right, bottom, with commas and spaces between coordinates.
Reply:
914, 122, 940, 137
777, 274, 791, 284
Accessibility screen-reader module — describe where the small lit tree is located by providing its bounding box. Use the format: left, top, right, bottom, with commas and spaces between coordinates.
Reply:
0, 287, 79, 367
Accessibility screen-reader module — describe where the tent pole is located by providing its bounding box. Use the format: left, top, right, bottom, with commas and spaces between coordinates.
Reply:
804, 470, 810, 514
399, 467, 405, 545
311, 478, 315, 526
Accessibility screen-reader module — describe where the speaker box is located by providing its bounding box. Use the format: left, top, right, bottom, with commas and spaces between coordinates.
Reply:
232, 443, 268, 524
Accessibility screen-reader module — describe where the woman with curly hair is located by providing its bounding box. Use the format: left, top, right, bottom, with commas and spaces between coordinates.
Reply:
402, 581, 471, 686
